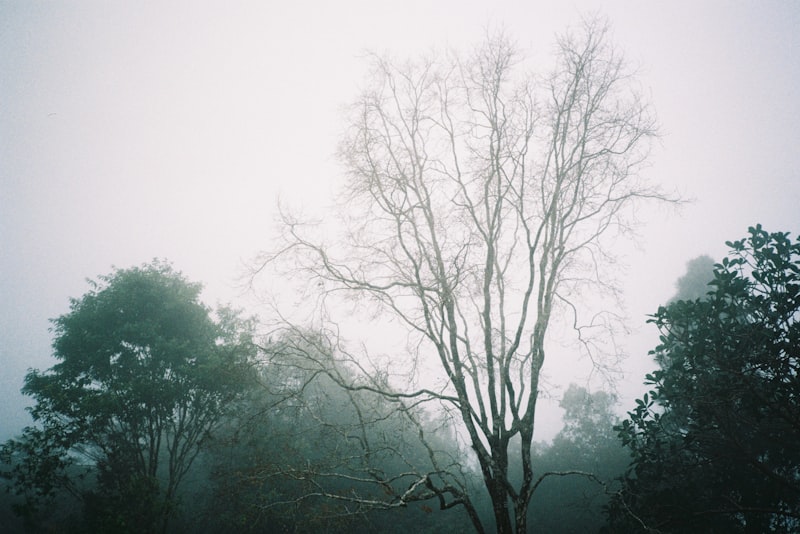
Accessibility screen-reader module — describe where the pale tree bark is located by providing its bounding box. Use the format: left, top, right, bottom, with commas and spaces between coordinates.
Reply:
255, 18, 677, 534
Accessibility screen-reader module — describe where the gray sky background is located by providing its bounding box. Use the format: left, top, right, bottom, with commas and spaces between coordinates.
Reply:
2, 1, 799, 442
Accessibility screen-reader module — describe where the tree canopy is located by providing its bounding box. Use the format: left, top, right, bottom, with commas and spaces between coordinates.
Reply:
256, 18, 675, 534
608, 226, 800, 532
520, 384, 628, 534
1, 261, 257, 533
669, 254, 716, 303
192, 330, 476, 533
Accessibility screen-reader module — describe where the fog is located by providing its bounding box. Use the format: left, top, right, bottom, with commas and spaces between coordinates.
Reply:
2, 0, 798, 446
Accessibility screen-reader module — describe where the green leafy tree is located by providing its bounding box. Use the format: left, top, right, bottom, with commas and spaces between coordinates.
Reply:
196, 330, 477, 534
1, 261, 257, 533
553, 384, 619, 459
669, 254, 715, 303
524, 385, 628, 533
608, 226, 800, 533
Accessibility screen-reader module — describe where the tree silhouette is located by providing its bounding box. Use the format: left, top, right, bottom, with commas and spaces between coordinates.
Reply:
256, 19, 676, 533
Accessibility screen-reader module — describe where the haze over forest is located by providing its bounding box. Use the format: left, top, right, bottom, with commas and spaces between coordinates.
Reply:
3, 1, 798, 440
0, 2, 798, 532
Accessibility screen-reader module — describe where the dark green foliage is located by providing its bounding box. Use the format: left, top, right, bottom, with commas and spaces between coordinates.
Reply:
0, 486, 24, 533
608, 226, 800, 532
192, 332, 476, 534
1, 261, 257, 533
526, 385, 629, 533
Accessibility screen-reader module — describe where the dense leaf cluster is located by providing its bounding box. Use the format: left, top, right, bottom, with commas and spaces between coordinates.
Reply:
1, 262, 257, 533
608, 226, 800, 532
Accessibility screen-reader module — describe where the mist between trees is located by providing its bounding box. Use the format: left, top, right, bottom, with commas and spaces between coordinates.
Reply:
3, 17, 799, 534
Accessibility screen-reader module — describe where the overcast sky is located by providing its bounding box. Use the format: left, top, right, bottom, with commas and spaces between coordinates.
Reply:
2, 1, 798, 442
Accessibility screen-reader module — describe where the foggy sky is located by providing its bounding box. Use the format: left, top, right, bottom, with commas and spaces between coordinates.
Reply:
2, 1, 799, 442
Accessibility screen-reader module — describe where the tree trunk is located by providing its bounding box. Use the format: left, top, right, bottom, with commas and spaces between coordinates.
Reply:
489, 485, 514, 534
514, 499, 529, 533
487, 492, 531, 533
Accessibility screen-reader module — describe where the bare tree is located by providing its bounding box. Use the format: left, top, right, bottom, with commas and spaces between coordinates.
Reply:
255, 19, 676, 533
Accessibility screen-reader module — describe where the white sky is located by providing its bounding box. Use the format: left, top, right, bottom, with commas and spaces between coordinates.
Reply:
2, 1, 799, 441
